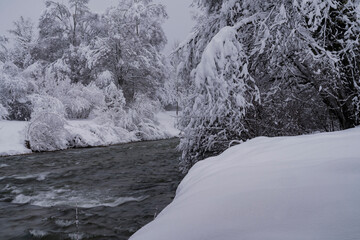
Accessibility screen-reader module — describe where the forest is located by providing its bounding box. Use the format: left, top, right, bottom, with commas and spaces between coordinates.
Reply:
1, 0, 360, 171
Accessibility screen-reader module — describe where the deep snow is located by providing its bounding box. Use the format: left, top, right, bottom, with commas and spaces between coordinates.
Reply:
130, 128, 360, 240
0, 111, 179, 156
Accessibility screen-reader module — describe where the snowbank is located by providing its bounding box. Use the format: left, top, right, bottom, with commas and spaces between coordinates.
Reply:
0, 121, 31, 156
0, 111, 179, 156
130, 128, 360, 240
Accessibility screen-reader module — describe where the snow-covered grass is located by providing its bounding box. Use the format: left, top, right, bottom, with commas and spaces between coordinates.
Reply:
0, 111, 179, 156
0, 121, 31, 156
130, 128, 360, 240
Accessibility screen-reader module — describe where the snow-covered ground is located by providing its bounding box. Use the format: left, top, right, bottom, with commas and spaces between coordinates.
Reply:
0, 111, 180, 157
130, 128, 360, 240
0, 121, 31, 156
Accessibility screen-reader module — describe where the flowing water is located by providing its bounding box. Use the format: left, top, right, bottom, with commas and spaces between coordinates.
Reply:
0, 138, 182, 240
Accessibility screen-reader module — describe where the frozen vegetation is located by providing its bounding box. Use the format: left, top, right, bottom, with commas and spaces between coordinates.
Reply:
1, 0, 360, 238
174, 0, 360, 171
0, 0, 181, 155
1, 0, 359, 163
0, 111, 179, 156
131, 128, 360, 240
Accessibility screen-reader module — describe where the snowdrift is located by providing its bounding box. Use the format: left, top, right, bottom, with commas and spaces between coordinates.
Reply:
130, 128, 360, 240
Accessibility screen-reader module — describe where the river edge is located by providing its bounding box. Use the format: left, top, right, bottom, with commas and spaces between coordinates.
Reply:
130, 128, 360, 240
0, 111, 180, 157
1, 136, 180, 158
0, 138, 184, 239
0, 137, 180, 158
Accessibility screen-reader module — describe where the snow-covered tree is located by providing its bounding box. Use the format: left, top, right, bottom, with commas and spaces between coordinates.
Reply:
0, 62, 35, 120
179, 26, 259, 170
8, 17, 35, 69
177, 0, 360, 170
0, 35, 8, 63
298, 0, 360, 128
38, 0, 93, 49
86, 0, 168, 102
35, 0, 98, 84
0, 0, 173, 152
250, 0, 360, 131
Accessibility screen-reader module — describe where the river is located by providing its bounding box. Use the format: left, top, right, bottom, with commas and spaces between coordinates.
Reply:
0, 138, 182, 240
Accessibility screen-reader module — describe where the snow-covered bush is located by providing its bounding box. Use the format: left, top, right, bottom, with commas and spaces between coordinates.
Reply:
22, 61, 45, 83
66, 121, 137, 148
91, 71, 127, 125
30, 94, 66, 117
61, 83, 105, 119
91, 82, 126, 124
42, 59, 71, 88
126, 93, 169, 140
0, 62, 35, 120
40, 62, 106, 119
27, 94, 71, 152
94, 70, 114, 89
0, 103, 8, 120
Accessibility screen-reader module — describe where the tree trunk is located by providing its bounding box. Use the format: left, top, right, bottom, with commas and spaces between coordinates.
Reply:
292, 57, 356, 130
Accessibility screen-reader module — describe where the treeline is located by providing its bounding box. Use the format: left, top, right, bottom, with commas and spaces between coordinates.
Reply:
173, 0, 360, 171
0, 0, 172, 151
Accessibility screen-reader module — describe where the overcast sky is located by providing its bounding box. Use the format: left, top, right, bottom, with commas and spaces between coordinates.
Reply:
0, 0, 195, 53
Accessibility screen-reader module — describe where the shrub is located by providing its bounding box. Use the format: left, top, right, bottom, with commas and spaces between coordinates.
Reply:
27, 94, 71, 151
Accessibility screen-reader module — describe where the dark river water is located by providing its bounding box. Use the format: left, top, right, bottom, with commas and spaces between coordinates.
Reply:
0, 138, 182, 240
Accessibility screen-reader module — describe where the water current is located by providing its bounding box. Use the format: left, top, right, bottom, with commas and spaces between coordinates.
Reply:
0, 138, 182, 240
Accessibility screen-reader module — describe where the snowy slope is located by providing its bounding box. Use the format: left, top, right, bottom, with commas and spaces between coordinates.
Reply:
0, 121, 31, 156
130, 128, 360, 240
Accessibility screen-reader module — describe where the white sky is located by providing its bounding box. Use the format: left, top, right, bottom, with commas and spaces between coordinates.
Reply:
0, 0, 195, 54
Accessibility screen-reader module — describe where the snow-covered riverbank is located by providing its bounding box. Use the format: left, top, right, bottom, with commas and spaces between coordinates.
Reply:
0, 111, 180, 157
0, 121, 31, 156
130, 127, 360, 240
